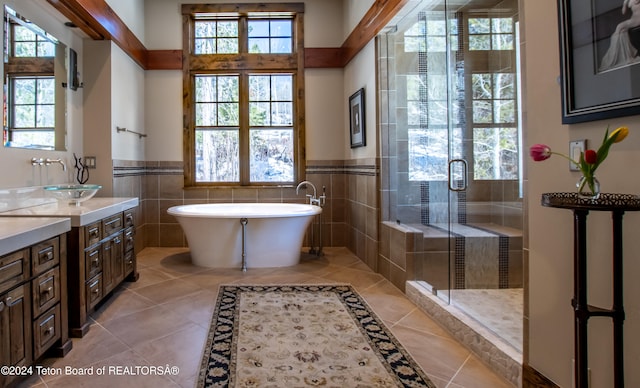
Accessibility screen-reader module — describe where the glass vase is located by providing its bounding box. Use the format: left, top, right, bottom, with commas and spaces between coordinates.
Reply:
576, 175, 600, 199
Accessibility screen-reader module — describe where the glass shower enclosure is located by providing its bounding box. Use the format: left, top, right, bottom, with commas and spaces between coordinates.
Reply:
380, 0, 523, 350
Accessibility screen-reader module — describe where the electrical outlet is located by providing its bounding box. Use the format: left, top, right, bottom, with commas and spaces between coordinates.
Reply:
569, 140, 586, 171
84, 156, 96, 169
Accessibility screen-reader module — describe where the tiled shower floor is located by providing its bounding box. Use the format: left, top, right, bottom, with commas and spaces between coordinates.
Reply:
450, 288, 523, 352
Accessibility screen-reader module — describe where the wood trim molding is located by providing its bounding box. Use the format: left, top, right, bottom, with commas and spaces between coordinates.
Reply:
45, 0, 402, 70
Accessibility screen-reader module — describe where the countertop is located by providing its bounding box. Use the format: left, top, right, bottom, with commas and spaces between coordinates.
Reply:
0, 197, 139, 227
0, 217, 71, 256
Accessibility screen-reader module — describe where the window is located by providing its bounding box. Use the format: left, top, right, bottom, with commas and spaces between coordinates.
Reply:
12, 24, 56, 57
468, 17, 513, 51
404, 12, 518, 182
6, 76, 56, 148
3, 16, 57, 149
183, 3, 304, 186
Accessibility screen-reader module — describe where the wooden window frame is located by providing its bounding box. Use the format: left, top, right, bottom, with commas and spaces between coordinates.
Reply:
182, 3, 306, 187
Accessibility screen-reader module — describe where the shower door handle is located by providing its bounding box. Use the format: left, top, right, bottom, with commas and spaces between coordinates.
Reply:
448, 159, 468, 192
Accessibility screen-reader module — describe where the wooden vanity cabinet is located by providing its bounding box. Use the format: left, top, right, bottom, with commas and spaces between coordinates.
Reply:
0, 235, 71, 388
67, 208, 137, 337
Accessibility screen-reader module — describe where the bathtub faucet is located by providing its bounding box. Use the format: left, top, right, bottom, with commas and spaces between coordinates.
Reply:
296, 180, 318, 205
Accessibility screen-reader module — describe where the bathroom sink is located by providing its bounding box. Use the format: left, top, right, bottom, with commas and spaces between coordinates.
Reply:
44, 184, 102, 206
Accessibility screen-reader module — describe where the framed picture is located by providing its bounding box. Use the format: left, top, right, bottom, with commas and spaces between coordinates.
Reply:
349, 88, 366, 148
558, 0, 640, 123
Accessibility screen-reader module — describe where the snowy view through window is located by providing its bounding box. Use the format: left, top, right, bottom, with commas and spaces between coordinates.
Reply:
404, 15, 518, 181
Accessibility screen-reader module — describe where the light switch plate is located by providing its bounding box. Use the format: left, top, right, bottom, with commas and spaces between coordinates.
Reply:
84, 156, 96, 169
569, 140, 586, 171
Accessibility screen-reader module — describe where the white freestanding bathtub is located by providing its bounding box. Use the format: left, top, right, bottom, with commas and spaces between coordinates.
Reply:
167, 203, 322, 268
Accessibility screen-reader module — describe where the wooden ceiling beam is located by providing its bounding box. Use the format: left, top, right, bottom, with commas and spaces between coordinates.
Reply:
44, 0, 404, 70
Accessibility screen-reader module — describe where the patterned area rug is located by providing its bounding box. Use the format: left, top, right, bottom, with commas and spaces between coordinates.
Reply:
197, 284, 436, 387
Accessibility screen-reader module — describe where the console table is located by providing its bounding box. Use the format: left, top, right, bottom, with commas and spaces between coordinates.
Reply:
542, 192, 640, 388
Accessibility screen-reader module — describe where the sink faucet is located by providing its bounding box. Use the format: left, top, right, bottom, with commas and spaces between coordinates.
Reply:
296, 180, 318, 205
45, 158, 67, 172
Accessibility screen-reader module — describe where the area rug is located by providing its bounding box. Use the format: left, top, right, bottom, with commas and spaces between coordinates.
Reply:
197, 284, 436, 387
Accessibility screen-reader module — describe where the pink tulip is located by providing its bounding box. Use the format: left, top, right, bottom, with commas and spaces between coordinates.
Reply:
529, 144, 552, 161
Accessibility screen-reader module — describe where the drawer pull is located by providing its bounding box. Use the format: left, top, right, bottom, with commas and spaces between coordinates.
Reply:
40, 250, 54, 261
92, 258, 100, 265
42, 286, 53, 295
89, 228, 99, 237
92, 288, 100, 294
44, 326, 54, 335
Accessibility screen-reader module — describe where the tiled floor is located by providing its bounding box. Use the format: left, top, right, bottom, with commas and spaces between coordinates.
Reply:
23, 247, 515, 388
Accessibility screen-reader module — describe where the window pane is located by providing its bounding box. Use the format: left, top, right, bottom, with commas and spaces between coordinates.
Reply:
271, 75, 292, 100
195, 22, 216, 37
217, 21, 237, 37
196, 103, 217, 126
217, 38, 238, 53
469, 35, 491, 50
473, 100, 493, 123
14, 106, 35, 128
248, 20, 269, 37
472, 74, 492, 99
196, 76, 216, 102
37, 42, 55, 57
249, 38, 269, 53
195, 39, 215, 54
37, 105, 55, 127
218, 103, 239, 125
9, 131, 54, 149
270, 20, 291, 37
404, 37, 424, 52
249, 76, 270, 101
494, 73, 514, 98
14, 79, 35, 104
217, 76, 239, 102
249, 102, 270, 126
493, 34, 513, 50
250, 129, 293, 182
194, 21, 238, 54
473, 127, 518, 180
37, 79, 55, 104
270, 38, 291, 53
196, 129, 239, 182
271, 102, 292, 125
494, 100, 515, 123
468, 18, 490, 34
492, 18, 513, 33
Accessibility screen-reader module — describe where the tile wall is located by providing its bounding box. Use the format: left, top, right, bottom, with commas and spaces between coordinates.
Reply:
111, 159, 381, 273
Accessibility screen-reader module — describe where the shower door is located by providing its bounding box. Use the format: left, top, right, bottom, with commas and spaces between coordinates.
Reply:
388, 0, 522, 317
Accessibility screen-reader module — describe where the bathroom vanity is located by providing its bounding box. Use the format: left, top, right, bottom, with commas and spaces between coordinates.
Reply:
0, 198, 139, 337
0, 217, 72, 387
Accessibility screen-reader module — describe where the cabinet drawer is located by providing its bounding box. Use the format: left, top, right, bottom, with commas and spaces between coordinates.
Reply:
124, 250, 134, 276
124, 227, 135, 253
33, 304, 61, 360
103, 213, 123, 237
32, 267, 60, 318
85, 246, 102, 280
86, 275, 102, 311
31, 237, 59, 275
0, 249, 29, 294
124, 210, 135, 228
84, 221, 102, 247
